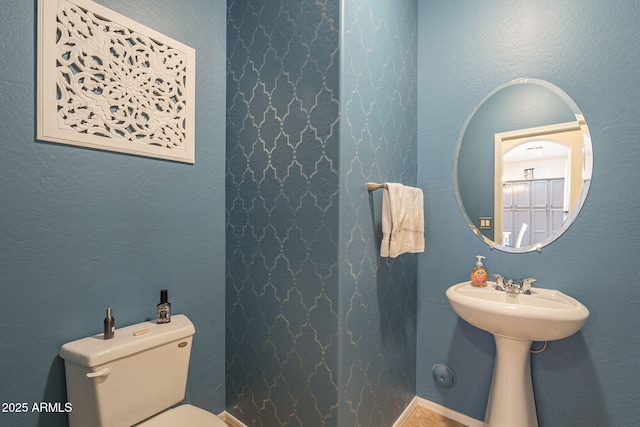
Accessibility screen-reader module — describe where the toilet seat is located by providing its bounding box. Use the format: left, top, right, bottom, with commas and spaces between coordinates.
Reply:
134, 404, 227, 427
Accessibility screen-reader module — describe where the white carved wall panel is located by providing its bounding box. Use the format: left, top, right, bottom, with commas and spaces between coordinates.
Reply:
37, 0, 196, 163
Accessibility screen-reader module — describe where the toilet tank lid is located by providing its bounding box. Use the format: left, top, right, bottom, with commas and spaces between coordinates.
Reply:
59, 314, 195, 368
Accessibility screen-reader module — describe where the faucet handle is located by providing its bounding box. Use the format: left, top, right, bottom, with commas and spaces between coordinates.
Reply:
520, 278, 536, 294
492, 274, 505, 290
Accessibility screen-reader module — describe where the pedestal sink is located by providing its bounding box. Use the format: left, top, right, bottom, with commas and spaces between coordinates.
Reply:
446, 281, 589, 427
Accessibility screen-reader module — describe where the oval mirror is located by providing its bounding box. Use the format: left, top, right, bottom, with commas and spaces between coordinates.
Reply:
454, 78, 593, 253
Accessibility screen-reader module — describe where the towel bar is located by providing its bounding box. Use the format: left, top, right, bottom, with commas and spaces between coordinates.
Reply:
366, 182, 387, 191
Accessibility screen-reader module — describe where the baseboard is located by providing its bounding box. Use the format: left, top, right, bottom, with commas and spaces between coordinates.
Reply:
219, 410, 247, 427
392, 396, 484, 427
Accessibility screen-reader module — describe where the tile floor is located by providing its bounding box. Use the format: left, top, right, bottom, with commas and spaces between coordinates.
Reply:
401, 405, 468, 427
223, 405, 469, 427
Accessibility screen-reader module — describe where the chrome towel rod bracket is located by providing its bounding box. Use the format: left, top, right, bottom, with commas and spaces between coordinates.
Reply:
366, 182, 387, 191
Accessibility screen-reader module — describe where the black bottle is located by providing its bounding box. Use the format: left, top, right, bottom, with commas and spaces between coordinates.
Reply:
157, 289, 171, 323
104, 308, 115, 339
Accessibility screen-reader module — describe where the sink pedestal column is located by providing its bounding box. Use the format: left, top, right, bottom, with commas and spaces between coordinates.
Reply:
484, 336, 538, 427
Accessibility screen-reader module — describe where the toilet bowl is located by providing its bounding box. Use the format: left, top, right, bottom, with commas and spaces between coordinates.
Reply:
60, 314, 225, 427
135, 404, 224, 426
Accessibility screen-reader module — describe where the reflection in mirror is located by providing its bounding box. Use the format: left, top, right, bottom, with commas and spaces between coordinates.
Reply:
454, 78, 593, 253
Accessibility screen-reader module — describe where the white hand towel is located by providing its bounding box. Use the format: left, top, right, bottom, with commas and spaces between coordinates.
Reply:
380, 183, 425, 258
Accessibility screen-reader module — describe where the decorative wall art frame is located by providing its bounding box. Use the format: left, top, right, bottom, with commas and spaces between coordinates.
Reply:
37, 0, 196, 163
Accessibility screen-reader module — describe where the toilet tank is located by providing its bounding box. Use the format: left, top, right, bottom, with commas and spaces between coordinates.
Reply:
60, 314, 195, 427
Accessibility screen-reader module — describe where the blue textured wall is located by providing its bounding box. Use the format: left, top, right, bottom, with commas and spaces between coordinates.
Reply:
418, 1, 640, 426
0, 1, 226, 426
225, 0, 417, 425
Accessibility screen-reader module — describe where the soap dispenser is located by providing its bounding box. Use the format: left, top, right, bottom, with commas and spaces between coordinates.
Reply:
470, 255, 488, 287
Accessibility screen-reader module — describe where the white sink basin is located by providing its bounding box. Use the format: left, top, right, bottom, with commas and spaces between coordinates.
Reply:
446, 281, 589, 426
446, 281, 589, 341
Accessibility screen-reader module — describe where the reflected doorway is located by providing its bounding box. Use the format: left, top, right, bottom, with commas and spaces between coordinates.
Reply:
494, 118, 585, 246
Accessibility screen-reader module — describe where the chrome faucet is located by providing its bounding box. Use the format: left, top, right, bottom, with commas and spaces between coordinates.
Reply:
492, 274, 536, 295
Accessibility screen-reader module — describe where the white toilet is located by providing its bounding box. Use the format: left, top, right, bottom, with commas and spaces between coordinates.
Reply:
60, 314, 226, 427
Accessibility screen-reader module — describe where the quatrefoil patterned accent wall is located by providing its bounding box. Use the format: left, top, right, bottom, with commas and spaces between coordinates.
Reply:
226, 0, 417, 426
226, 1, 341, 424
340, 0, 418, 425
